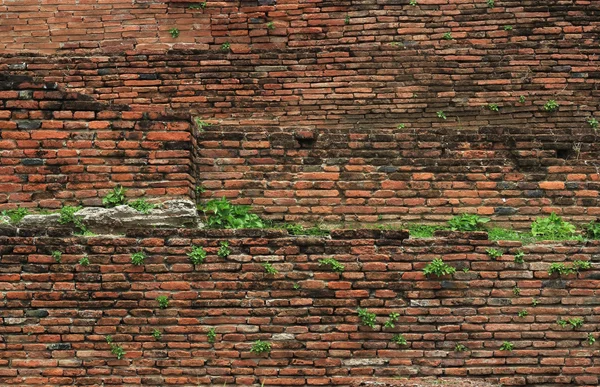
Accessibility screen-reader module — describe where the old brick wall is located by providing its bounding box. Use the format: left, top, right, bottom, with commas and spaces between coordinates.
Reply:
0, 226, 599, 386
0, 74, 194, 208
1, 0, 600, 222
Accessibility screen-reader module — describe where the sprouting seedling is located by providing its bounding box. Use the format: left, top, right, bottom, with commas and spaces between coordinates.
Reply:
293, 282, 300, 290
194, 117, 211, 132
513, 287, 521, 296
454, 343, 467, 352
318, 258, 345, 273
514, 250, 525, 264
462, 267, 469, 273
188, 246, 207, 265
486, 248, 503, 260
262, 263, 278, 275
266, 21, 275, 30
51, 250, 62, 263
519, 95, 526, 103
569, 317, 584, 329
188, 2, 207, 9
383, 312, 400, 329
392, 334, 407, 345
504, 25, 513, 31
250, 340, 271, 354
486, 103, 499, 112
357, 308, 377, 328
442, 32, 453, 40
557, 318, 568, 328
221, 42, 231, 51
79, 256, 90, 266
587, 333, 596, 346
207, 328, 216, 343
156, 295, 169, 309
169, 28, 180, 38
543, 99, 559, 112
152, 329, 162, 340
131, 251, 146, 266
588, 117, 599, 130
518, 310, 528, 318
531, 298, 539, 307
486, 0, 494, 8
106, 336, 126, 360
217, 241, 231, 258
499, 341, 514, 351
397, 123, 405, 129
344, 15, 350, 24
437, 110, 447, 120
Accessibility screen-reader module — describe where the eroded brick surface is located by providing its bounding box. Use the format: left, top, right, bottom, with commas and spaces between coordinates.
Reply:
0, 227, 598, 386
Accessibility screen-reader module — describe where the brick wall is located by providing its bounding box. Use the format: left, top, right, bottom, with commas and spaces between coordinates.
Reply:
1, 0, 600, 221
1, 226, 599, 386
0, 74, 194, 209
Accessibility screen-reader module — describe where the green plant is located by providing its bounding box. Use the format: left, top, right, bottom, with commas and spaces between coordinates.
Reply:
221, 42, 231, 51
207, 327, 216, 343
201, 197, 265, 229
543, 99, 559, 112
156, 295, 169, 309
587, 333, 596, 345
266, 21, 275, 30
548, 261, 591, 276
406, 224, 443, 238
194, 117, 211, 132
462, 267, 470, 273
250, 340, 271, 354
585, 221, 600, 239
486, 103, 499, 112
106, 336, 126, 360
169, 27, 180, 38
293, 282, 300, 290
397, 123, 406, 129
442, 32, 453, 40
504, 25, 513, 31
188, 2, 206, 9
280, 223, 329, 236
518, 310, 528, 318
128, 199, 155, 214
486, 0, 494, 7
1, 207, 29, 224
513, 287, 521, 296
531, 213, 578, 240
448, 213, 490, 231
486, 248, 503, 260
569, 317, 584, 329
188, 245, 207, 265
392, 334, 407, 345
557, 318, 568, 328
532, 298, 539, 307
131, 251, 146, 266
357, 308, 377, 328
318, 258, 345, 273
195, 185, 206, 194
262, 263, 278, 275
588, 117, 599, 130
152, 329, 162, 340
437, 110, 447, 120
51, 250, 62, 263
454, 343, 467, 352
58, 205, 87, 234
344, 15, 350, 24
79, 256, 90, 266
217, 241, 231, 258
423, 258, 456, 278
384, 312, 400, 329
514, 250, 525, 264
102, 185, 127, 208
499, 341, 514, 351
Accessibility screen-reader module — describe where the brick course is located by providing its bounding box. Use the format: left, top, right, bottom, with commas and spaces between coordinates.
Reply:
0, 226, 599, 386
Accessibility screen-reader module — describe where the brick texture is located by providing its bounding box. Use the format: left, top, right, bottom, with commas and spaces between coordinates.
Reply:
1, 1, 600, 224
0, 226, 599, 386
